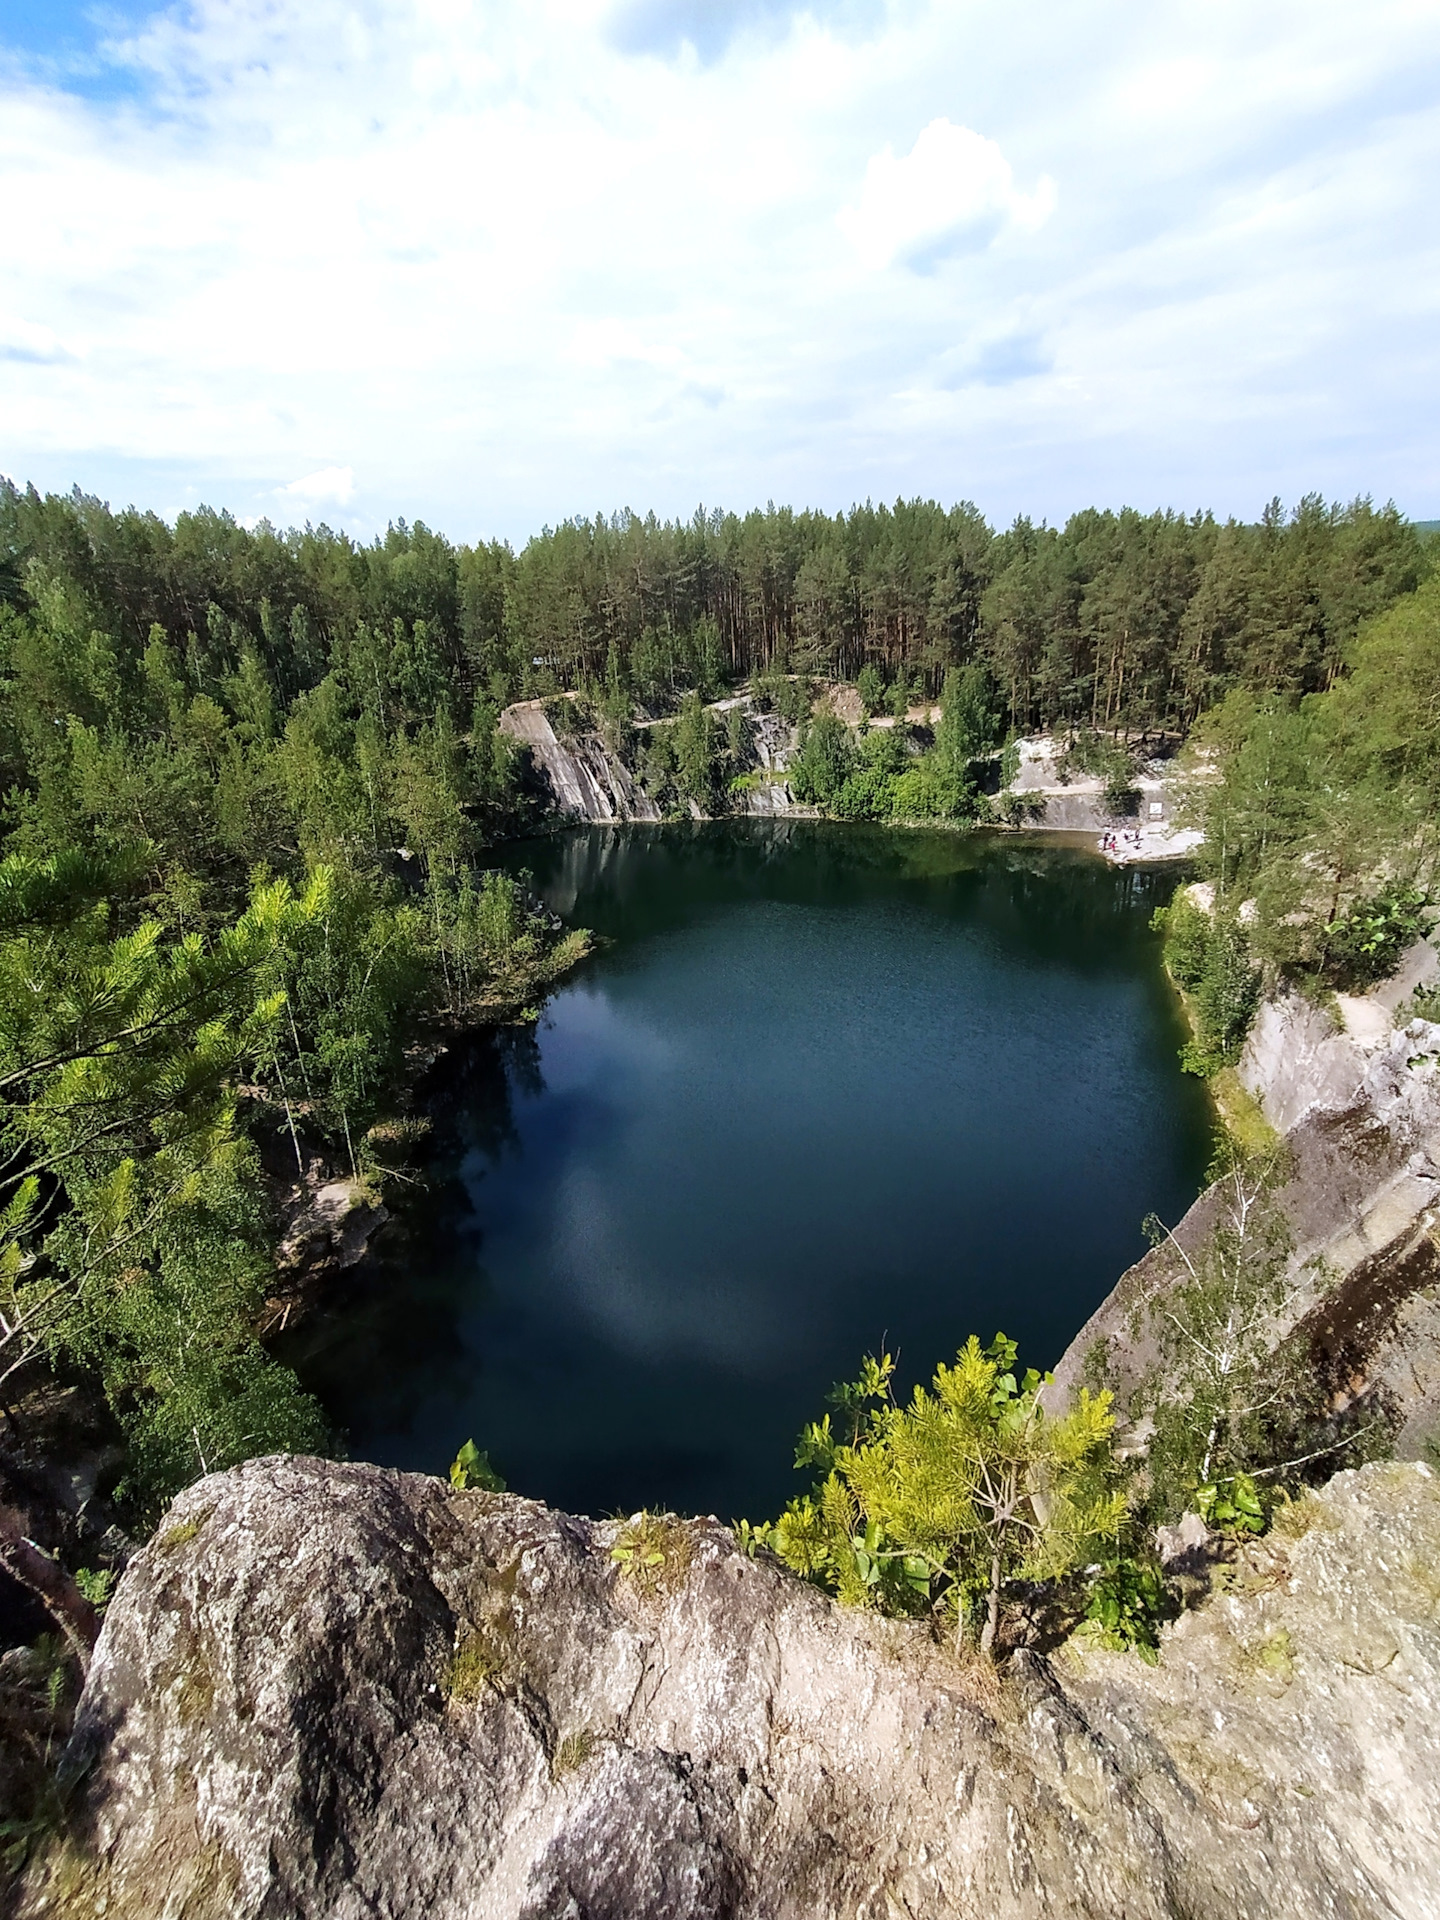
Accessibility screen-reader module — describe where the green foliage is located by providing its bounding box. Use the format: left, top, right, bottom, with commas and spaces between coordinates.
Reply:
1152, 894, 1210, 992
72, 1568, 116, 1609
830, 728, 911, 821
855, 664, 885, 717
1190, 574, 1440, 990
1060, 731, 1133, 781
1196, 1470, 1266, 1535
0, 488, 600, 1524
788, 710, 856, 807
1081, 1555, 1167, 1660
449, 1438, 506, 1492
1139, 1150, 1320, 1525
753, 1336, 1125, 1656
674, 692, 717, 807
1320, 885, 1432, 990
0, 869, 334, 1514
937, 663, 1004, 763
610, 1511, 693, 1595
1402, 980, 1440, 1024
1186, 919, 1261, 1074
1155, 895, 1260, 1074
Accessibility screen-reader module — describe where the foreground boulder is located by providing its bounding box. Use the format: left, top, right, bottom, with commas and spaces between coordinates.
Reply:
17, 1454, 1440, 1918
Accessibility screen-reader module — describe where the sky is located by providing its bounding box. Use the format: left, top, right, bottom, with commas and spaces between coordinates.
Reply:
0, 0, 1437, 547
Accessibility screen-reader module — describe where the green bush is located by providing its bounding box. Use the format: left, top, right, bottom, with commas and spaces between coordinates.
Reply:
746, 1337, 1125, 1657
1154, 895, 1211, 992
1193, 920, 1261, 1067
1321, 885, 1432, 989
1156, 896, 1259, 1073
789, 711, 856, 805
1081, 1555, 1167, 1661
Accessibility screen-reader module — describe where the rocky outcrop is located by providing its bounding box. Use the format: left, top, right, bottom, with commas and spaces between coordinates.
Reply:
499, 701, 663, 822
499, 698, 803, 822
273, 1170, 389, 1291
1051, 948, 1440, 1454
17, 1452, 1440, 1918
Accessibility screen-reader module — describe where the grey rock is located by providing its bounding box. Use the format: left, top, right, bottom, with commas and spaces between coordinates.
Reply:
1050, 969, 1440, 1452
1154, 1510, 1212, 1578
17, 1454, 1440, 1918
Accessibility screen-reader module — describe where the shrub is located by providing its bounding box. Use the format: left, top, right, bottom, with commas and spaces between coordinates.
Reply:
1080, 1555, 1168, 1661
789, 711, 856, 805
1192, 920, 1261, 1068
1156, 894, 1260, 1073
1153, 895, 1211, 992
1321, 885, 1432, 990
748, 1338, 1125, 1657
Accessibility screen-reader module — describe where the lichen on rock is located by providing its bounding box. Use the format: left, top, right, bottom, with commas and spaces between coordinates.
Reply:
14, 1452, 1440, 1918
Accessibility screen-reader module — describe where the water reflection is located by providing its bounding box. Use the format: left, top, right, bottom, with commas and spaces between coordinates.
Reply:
287, 824, 1211, 1521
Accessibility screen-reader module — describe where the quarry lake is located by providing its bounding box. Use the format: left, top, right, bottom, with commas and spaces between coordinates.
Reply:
289, 823, 1214, 1523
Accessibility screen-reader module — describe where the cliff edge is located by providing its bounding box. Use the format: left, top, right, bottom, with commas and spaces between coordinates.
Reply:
1051, 949, 1440, 1456
17, 1451, 1440, 1919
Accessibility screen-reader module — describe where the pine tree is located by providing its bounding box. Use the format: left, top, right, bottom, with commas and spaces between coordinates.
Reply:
762, 1336, 1125, 1656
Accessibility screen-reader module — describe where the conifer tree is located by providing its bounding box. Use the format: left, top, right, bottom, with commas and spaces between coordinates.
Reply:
764, 1337, 1125, 1656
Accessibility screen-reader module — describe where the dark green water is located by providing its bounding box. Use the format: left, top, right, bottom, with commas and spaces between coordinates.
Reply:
290, 823, 1212, 1522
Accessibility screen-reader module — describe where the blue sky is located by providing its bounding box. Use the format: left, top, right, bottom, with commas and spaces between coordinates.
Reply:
0, 0, 1437, 544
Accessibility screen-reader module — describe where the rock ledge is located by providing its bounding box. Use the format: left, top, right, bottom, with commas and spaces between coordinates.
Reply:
18, 1454, 1440, 1919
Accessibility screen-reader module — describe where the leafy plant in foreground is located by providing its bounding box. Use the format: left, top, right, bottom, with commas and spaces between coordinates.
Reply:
449, 1439, 506, 1492
751, 1336, 1125, 1656
1081, 1554, 1168, 1661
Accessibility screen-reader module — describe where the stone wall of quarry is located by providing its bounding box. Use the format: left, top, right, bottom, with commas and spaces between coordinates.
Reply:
499, 698, 1195, 851
498, 698, 801, 823
1050, 940, 1440, 1463
19, 1450, 1440, 1920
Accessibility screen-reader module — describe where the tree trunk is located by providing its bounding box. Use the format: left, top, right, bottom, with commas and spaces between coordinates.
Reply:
979, 1547, 1003, 1658
0, 1509, 100, 1671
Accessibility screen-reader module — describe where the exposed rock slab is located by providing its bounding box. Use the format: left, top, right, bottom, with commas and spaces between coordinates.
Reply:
18, 1454, 1440, 1919
1052, 970, 1440, 1448
499, 701, 663, 822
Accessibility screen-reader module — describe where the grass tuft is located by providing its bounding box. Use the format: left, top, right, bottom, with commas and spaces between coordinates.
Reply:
610, 1512, 694, 1597
551, 1729, 597, 1778
443, 1632, 501, 1704
156, 1508, 210, 1554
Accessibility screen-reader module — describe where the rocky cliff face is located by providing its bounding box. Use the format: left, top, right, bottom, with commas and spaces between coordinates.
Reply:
499, 701, 665, 822
16, 1452, 1440, 1919
1051, 949, 1440, 1457
498, 698, 800, 822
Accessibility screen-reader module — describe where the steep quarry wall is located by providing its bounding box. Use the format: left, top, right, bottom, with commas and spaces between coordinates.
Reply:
20, 1451, 1440, 1919
499, 698, 798, 822
500, 697, 1201, 847
499, 701, 664, 822
1051, 944, 1440, 1457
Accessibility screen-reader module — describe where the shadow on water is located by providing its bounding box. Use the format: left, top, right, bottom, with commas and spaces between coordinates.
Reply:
284, 824, 1213, 1523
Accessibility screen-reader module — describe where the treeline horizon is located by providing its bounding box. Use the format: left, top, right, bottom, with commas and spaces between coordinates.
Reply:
2, 480, 1430, 742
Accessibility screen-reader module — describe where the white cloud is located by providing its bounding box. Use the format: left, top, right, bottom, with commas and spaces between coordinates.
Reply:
839, 119, 1056, 271
277, 467, 356, 506
0, 0, 1436, 534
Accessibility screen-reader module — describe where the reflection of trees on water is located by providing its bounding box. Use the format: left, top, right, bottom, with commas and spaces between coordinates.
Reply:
280, 1025, 548, 1438
423, 1024, 546, 1167
506, 822, 1191, 982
